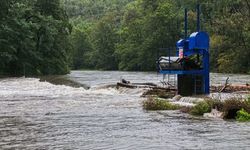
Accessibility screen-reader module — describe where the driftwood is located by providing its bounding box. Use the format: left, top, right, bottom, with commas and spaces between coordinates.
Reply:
142, 88, 176, 98
117, 81, 176, 91
117, 82, 140, 89
117, 81, 177, 99
211, 77, 250, 93
132, 82, 158, 87
118, 79, 250, 94
211, 84, 250, 93
120, 78, 157, 87
219, 77, 230, 92
121, 79, 130, 84
117, 82, 166, 89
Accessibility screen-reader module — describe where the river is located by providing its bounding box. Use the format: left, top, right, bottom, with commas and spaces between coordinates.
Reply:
0, 71, 250, 149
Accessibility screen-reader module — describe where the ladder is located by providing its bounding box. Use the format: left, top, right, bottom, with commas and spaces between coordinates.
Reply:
194, 76, 203, 94
163, 74, 177, 88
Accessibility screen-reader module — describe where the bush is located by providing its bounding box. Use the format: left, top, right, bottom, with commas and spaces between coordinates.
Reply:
143, 97, 180, 111
142, 89, 175, 99
180, 106, 192, 113
179, 99, 223, 116
223, 99, 250, 119
236, 109, 250, 122
205, 99, 224, 111
190, 101, 211, 116
245, 96, 250, 105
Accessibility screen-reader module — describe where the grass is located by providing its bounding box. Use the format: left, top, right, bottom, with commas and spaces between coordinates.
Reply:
143, 97, 181, 111
190, 101, 211, 116
223, 98, 250, 119
188, 97, 250, 119
142, 89, 175, 99
180, 106, 193, 113
142, 94, 250, 121
187, 99, 223, 116
236, 109, 250, 122
205, 99, 224, 111
246, 96, 250, 105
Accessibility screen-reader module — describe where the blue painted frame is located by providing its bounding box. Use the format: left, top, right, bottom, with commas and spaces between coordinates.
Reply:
158, 4, 210, 95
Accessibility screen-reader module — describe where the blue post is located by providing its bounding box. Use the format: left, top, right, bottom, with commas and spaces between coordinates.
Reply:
157, 4, 210, 96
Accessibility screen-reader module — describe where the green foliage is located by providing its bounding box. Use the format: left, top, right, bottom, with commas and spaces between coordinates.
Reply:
219, 98, 250, 119
143, 97, 180, 111
188, 99, 224, 116
223, 99, 250, 112
62, 0, 250, 73
207, 0, 250, 73
90, 13, 119, 70
190, 101, 211, 116
193, 98, 250, 119
61, 0, 134, 21
0, 0, 72, 76
205, 99, 224, 111
236, 109, 250, 122
1, 0, 250, 74
115, 0, 181, 71
245, 96, 250, 105
70, 25, 93, 69
185, 98, 250, 119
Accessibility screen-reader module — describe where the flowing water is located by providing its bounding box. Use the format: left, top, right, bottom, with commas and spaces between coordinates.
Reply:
0, 71, 250, 149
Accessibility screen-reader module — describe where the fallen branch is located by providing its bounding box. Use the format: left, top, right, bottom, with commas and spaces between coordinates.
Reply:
117, 82, 141, 89
219, 77, 230, 92
211, 84, 250, 93
132, 82, 157, 87
142, 88, 176, 98
117, 82, 168, 89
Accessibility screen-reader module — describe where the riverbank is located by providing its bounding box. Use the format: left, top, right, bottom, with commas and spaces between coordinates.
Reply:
141, 88, 250, 121
115, 76, 250, 121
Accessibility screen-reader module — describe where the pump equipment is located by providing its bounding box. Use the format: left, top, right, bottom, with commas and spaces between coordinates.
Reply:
158, 5, 210, 96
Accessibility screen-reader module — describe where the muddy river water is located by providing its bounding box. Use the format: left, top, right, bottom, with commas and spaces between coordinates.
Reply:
0, 71, 250, 149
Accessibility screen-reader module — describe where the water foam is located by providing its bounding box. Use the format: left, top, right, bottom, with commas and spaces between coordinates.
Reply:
0, 78, 125, 100
209, 93, 247, 101
0, 78, 85, 97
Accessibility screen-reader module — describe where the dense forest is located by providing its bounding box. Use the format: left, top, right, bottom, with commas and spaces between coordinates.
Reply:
0, 0, 72, 76
0, 0, 249, 76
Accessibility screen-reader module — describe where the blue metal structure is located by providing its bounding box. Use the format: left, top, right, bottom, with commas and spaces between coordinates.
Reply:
158, 5, 210, 95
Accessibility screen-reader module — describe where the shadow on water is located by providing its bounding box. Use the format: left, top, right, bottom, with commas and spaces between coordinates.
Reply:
39, 75, 90, 89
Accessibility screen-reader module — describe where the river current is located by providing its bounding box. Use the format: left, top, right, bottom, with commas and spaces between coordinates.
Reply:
0, 71, 250, 149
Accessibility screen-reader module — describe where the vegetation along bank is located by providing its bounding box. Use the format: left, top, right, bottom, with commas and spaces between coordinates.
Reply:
0, 0, 249, 76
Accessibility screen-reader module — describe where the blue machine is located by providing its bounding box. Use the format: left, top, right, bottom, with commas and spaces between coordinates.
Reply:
158, 5, 210, 96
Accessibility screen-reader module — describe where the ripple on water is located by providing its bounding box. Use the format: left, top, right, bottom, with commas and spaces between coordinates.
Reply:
1, 72, 250, 149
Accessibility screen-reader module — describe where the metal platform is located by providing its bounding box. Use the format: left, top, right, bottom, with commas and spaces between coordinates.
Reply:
159, 70, 204, 75
157, 4, 210, 95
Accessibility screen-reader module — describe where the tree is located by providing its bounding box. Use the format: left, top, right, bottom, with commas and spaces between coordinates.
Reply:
0, 0, 72, 76
34, 0, 72, 75
71, 25, 94, 70
115, 0, 181, 71
91, 13, 119, 70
